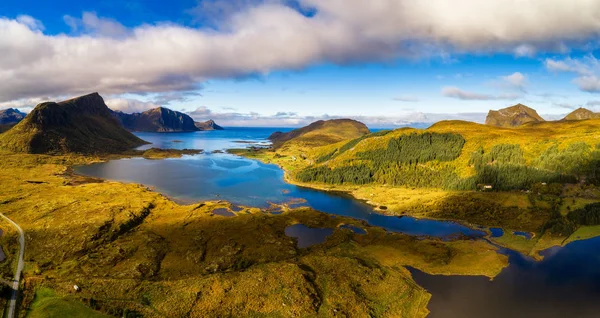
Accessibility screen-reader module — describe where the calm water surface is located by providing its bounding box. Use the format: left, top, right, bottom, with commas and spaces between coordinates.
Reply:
75, 129, 482, 238
411, 236, 600, 318
75, 128, 600, 317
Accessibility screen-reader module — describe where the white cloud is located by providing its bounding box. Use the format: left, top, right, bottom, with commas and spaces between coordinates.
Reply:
499, 72, 527, 91
105, 98, 160, 113
16, 15, 44, 31
587, 100, 600, 107
63, 12, 128, 37
574, 76, 600, 93
0, 96, 50, 113
546, 55, 600, 92
514, 44, 536, 57
441, 86, 520, 101
2, 1, 600, 102
186, 105, 487, 127
392, 95, 419, 102
553, 102, 577, 110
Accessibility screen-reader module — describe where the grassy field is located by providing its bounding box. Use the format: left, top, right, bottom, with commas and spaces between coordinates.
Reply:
27, 288, 109, 318
0, 150, 511, 317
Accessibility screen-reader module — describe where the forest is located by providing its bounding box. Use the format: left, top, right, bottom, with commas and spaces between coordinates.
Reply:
298, 132, 600, 192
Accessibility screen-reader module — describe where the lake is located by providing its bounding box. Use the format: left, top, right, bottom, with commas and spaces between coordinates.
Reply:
75, 128, 483, 238
74, 128, 600, 317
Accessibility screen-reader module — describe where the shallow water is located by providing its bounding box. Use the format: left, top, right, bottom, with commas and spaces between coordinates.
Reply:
285, 224, 334, 248
212, 208, 235, 217
75, 130, 483, 239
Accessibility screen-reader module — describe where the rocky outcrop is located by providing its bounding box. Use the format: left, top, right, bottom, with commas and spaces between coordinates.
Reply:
485, 104, 545, 127
195, 119, 224, 131
563, 108, 600, 121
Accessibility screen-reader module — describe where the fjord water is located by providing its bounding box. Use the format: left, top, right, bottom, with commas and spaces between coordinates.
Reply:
75, 128, 482, 238
74, 128, 600, 316
411, 236, 600, 318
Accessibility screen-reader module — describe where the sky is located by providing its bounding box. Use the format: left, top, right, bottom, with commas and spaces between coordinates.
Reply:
1, 0, 600, 127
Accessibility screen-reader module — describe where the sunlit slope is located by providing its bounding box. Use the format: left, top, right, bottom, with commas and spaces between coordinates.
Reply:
270, 119, 370, 150
294, 119, 600, 190
0, 152, 508, 317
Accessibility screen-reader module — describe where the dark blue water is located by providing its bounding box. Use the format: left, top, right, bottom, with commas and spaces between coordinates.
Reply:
490, 228, 504, 237
411, 236, 600, 317
74, 129, 484, 239
285, 224, 334, 248
212, 208, 235, 217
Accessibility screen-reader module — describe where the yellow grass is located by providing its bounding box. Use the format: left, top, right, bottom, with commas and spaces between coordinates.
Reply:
0, 151, 511, 317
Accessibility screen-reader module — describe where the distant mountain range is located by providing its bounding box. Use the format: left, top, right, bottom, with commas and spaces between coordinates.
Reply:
0, 108, 27, 133
0, 108, 26, 125
111, 107, 223, 132
0, 93, 147, 154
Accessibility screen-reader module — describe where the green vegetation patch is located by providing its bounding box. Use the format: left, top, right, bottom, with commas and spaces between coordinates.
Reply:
358, 132, 465, 164
297, 164, 373, 185
469, 144, 525, 170
315, 130, 392, 163
567, 202, 600, 225
27, 288, 109, 318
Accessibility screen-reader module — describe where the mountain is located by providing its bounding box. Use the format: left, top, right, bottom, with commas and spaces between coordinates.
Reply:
269, 119, 370, 149
112, 107, 199, 132
563, 107, 600, 121
195, 119, 224, 130
0, 108, 26, 125
0, 93, 147, 154
485, 104, 545, 127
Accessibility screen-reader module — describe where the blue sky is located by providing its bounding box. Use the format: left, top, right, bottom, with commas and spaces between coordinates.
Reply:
1, 0, 600, 127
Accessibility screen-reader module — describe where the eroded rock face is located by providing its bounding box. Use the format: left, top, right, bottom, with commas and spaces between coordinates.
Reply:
563, 107, 600, 121
0, 92, 147, 154
485, 104, 545, 127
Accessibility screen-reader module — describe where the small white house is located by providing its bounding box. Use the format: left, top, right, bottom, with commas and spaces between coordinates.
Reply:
483, 185, 493, 190
73, 285, 80, 292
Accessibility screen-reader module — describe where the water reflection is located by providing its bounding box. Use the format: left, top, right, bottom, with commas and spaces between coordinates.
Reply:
285, 224, 333, 248
411, 236, 600, 317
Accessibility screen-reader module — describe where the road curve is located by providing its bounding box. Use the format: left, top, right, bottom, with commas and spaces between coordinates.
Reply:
0, 214, 24, 318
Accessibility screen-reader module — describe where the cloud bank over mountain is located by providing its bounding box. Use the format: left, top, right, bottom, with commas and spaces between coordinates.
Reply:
2, 0, 600, 104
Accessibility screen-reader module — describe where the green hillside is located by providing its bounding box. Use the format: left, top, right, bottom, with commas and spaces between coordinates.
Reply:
235, 117, 600, 253
295, 119, 600, 191
269, 119, 370, 150
0, 93, 147, 154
